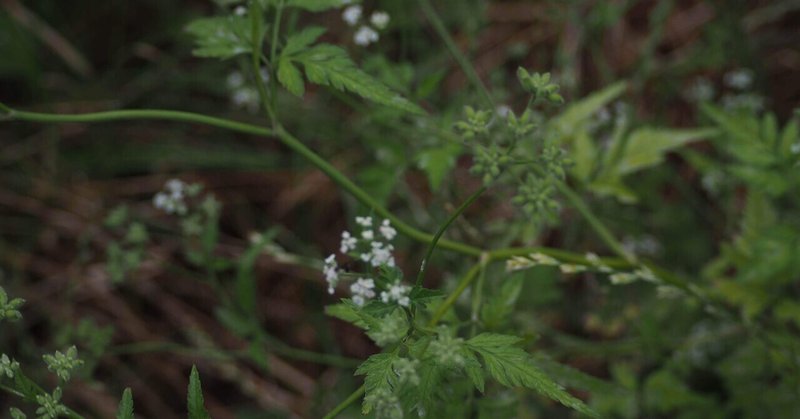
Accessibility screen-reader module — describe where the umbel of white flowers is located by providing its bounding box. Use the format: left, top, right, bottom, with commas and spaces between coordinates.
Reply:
322, 217, 410, 307
341, 5, 391, 46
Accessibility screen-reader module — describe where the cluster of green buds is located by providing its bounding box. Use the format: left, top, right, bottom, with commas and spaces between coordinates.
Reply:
43, 346, 84, 382
511, 174, 560, 220
470, 143, 511, 185
0, 286, 24, 322
454, 106, 491, 139
517, 68, 564, 105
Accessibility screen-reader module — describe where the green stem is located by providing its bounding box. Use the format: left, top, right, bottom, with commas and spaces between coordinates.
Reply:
429, 261, 483, 326
415, 185, 487, 287
554, 179, 636, 263
1, 106, 274, 137
416, 0, 494, 108
268, 0, 285, 120
323, 384, 365, 419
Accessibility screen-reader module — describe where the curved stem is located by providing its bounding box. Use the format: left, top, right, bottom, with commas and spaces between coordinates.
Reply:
417, 0, 494, 108
415, 185, 487, 287
323, 384, 365, 419
1, 106, 274, 137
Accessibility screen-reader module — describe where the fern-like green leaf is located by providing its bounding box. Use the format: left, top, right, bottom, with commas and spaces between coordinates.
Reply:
187, 365, 210, 419
277, 60, 305, 97
466, 333, 598, 417
185, 16, 251, 59
354, 351, 399, 414
293, 44, 425, 115
116, 388, 134, 419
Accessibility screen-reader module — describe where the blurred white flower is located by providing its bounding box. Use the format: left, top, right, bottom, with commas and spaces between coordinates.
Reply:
153, 179, 189, 215
370, 11, 390, 30
340, 231, 357, 254
354, 25, 379, 46
323, 254, 340, 294
342, 5, 362, 26
379, 219, 397, 240
350, 277, 376, 306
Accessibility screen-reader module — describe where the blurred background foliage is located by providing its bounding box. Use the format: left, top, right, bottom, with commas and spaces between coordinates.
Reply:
1, 0, 799, 417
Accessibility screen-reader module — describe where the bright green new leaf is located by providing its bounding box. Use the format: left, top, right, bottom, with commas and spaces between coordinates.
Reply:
553, 82, 627, 139
612, 128, 717, 176
185, 16, 252, 60
466, 333, 598, 417
188, 366, 210, 419
116, 388, 134, 419
480, 274, 523, 331
571, 130, 597, 181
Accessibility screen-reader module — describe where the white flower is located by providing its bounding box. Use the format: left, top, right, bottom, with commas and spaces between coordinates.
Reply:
323, 254, 340, 294
495, 105, 512, 119
354, 25, 379, 46
724, 69, 753, 90
350, 277, 376, 306
226, 72, 244, 88
342, 5, 362, 26
361, 230, 374, 240
370, 11, 390, 30
792, 143, 800, 155
379, 219, 397, 240
355, 216, 372, 227
380, 281, 411, 307
368, 241, 395, 267
340, 231, 357, 254
234, 6, 247, 16
153, 179, 189, 215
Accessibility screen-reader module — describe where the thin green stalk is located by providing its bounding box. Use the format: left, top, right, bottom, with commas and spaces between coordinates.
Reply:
323, 385, 365, 419
415, 185, 487, 287
429, 261, 483, 326
416, 0, 494, 108
1, 106, 274, 137
268, 0, 285, 120
553, 179, 636, 263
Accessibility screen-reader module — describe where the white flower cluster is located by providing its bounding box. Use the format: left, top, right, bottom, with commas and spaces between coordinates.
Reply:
153, 179, 189, 215
350, 277, 376, 306
341, 5, 390, 46
381, 281, 410, 307
347, 216, 397, 267
322, 216, 410, 307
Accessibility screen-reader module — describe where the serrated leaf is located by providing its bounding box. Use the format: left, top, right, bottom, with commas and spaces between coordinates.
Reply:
531, 354, 627, 395
462, 348, 485, 393
466, 333, 598, 417
612, 128, 717, 176
277, 59, 305, 97
116, 388, 134, 419
293, 44, 425, 115
286, 0, 354, 11
282, 26, 327, 56
187, 366, 210, 419
185, 16, 252, 59
325, 303, 369, 329
355, 351, 399, 414
553, 82, 627, 139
